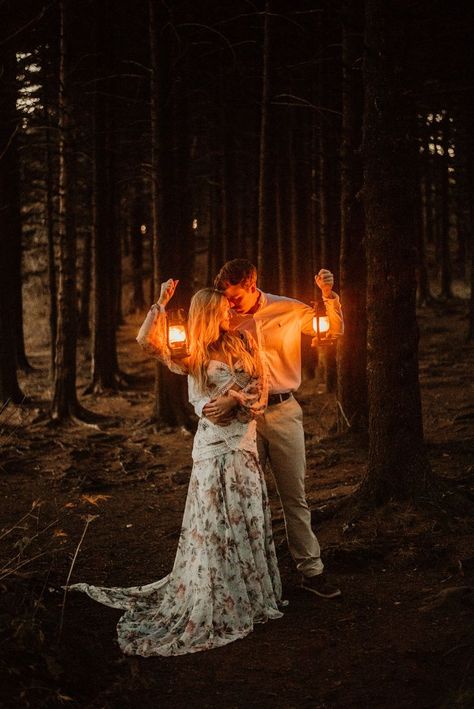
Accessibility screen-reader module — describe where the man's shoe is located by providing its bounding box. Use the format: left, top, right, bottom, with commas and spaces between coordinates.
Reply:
301, 574, 342, 599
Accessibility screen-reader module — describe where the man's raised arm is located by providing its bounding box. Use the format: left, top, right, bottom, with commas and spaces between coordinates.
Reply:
300, 269, 344, 337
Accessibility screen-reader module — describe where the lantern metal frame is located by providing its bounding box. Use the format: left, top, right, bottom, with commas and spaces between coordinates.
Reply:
312, 298, 338, 347
166, 308, 189, 358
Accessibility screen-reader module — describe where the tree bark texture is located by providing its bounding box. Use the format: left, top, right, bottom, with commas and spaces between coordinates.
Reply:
315, 10, 335, 276
439, 116, 453, 299
288, 123, 298, 298
0, 42, 24, 403
45, 101, 58, 371
275, 154, 286, 294
79, 225, 92, 338
131, 194, 145, 313
257, 1, 276, 292
361, 0, 434, 502
469, 210, 474, 340
337, 0, 368, 433
51, 0, 81, 420
310, 110, 319, 284
467, 107, 474, 341
90, 0, 121, 391
148, 3, 192, 427
416, 170, 432, 305
158, 56, 194, 428
0, 42, 30, 375
317, 98, 337, 391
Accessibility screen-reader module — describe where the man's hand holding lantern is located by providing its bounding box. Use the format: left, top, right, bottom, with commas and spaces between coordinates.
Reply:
157, 279, 179, 308
315, 269, 334, 299
312, 268, 340, 348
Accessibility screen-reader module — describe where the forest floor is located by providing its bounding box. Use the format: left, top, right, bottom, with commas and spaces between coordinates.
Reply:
1, 296, 474, 709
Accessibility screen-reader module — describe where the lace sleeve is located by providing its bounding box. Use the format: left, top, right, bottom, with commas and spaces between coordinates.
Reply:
227, 332, 268, 421
136, 306, 188, 375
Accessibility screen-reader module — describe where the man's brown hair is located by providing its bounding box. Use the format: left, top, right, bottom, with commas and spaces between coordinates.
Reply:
214, 259, 257, 290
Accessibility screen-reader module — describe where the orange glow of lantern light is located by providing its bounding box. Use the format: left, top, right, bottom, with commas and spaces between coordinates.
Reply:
168, 325, 187, 347
312, 315, 330, 334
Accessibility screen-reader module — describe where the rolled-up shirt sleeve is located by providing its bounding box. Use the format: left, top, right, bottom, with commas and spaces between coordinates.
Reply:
187, 375, 210, 418
323, 293, 344, 336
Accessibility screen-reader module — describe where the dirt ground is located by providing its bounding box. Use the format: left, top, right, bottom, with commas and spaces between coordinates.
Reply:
1, 296, 474, 709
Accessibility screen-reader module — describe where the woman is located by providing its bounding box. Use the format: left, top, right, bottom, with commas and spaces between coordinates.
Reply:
67, 282, 283, 656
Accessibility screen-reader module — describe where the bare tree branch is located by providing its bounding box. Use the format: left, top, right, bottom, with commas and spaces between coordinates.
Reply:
0, 125, 20, 162
272, 93, 342, 117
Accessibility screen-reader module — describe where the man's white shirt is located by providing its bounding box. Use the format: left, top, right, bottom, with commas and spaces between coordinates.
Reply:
188, 290, 344, 417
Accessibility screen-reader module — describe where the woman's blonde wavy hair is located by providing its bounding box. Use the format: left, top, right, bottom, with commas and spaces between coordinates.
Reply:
187, 288, 257, 394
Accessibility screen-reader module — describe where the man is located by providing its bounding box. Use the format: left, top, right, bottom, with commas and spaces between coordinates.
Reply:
200, 259, 344, 598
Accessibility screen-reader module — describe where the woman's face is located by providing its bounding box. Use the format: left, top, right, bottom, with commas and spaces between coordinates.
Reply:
218, 301, 231, 332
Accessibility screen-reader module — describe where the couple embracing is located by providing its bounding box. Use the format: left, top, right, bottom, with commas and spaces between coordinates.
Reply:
68, 259, 344, 656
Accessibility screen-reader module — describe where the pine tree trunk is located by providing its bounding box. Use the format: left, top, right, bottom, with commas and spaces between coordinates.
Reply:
417, 171, 432, 305
0, 42, 24, 403
122, 191, 131, 259
218, 68, 231, 265
148, 2, 191, 428
316, 23, 337, 394
434, 156, 444, 280
439, 116, 453, 300
246, 158, 259, 266
12, 259, 30, 372
360, 0, 435, 503
0, 44, 31, 375
469, 220, 474, 340
115, 208, 124, 327
337, 0, 368, 433
257, 1, 274, 291
207, 183, 220, 282
131, 196, 145, 312
45, 107, 58, 372
79, 225, 92, 338
9, 83, 30, 373
318, 119, 329, 270
317, 37, 330, 271
148, 0, 165, 423
275, 154, 285, 294
299, 126, 315, 304
427, 155, 436, 246
157, 52, 194, 428
89, 0, 121, 391
149, 0, 163, 306
288, 123, 298, 298
51, 0, 81, 420
310, 107, 320, 279
467, 111, 474, 341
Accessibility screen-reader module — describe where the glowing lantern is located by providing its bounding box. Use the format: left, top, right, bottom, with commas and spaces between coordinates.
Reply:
167, 309, 189, 358
312, 300, 335, 346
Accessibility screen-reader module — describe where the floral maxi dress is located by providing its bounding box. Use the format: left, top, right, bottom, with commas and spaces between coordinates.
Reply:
67, 308, 283, 657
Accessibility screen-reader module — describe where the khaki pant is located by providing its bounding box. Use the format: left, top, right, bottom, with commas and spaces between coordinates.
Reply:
257, 395, 324, 577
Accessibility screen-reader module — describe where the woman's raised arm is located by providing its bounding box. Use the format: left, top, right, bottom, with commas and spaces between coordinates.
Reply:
136, 301, 189, 376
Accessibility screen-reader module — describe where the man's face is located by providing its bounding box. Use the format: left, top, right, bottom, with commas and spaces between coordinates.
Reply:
223, 279, 258, 314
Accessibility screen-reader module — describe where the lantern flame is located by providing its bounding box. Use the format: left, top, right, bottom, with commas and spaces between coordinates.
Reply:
312, 315, 330, 334
168, 325, 187, 347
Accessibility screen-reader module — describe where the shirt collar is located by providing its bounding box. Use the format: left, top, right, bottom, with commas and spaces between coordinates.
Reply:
255, 289, 267, 310
247, 288, 266, 315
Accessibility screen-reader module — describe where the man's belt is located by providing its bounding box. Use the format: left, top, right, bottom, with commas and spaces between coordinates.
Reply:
267, 392, 292, 407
